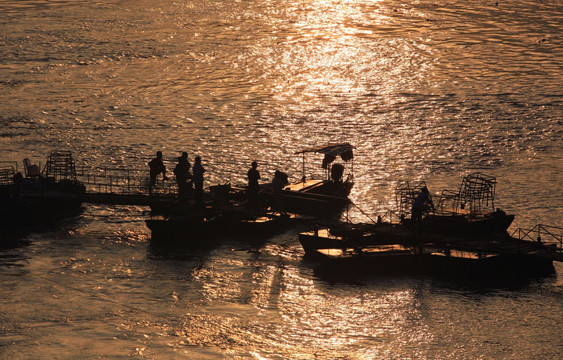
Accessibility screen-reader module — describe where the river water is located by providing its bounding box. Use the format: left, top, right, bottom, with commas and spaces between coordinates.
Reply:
1, 0, 562, 358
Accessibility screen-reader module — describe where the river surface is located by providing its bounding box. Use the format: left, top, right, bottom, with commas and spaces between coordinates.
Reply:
1, 0, 562, 358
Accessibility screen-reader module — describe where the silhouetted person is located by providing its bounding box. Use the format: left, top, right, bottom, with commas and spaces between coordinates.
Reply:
193, 156, 205, 209
330, 163, 344, 183
247, 161, 261, 209
174, 152, 192, 200
148, 151, 167, 195
411, 187, 434, 232
272, 170, 288, 213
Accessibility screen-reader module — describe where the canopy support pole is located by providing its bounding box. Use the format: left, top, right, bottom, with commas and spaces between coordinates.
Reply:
302, 153, 305, 182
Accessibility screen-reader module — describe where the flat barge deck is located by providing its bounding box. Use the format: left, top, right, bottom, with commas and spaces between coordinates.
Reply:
299, 223, 563, 277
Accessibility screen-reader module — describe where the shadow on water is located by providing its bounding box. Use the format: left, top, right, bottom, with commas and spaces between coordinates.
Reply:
1, 231, 32, 250
147, 237, 219, 261
0, 238, 31, 280
0, 245, 29, 269
0, 211, 84, 250
147, 233, 271, 261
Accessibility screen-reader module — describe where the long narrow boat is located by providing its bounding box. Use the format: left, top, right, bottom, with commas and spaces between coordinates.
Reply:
311, 245, 556, 279
299, 221, 561, 278
146, 201, 295, 248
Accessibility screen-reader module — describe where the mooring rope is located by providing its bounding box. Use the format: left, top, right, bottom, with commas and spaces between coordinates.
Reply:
348, 200, 378, 224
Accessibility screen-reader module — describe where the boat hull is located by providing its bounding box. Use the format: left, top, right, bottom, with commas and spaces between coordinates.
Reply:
1, 189, 83, 233
422, 210, 515, 235
260, 182, 352, 215
146, 212, 292, 247
312, 248, 555, 279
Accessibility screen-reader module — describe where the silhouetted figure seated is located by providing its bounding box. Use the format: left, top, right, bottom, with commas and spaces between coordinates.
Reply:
330, 163, 344, 183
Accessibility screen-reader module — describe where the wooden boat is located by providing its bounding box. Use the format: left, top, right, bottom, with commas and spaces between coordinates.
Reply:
260, 143, 355, 214
397, 173, 515, 236
301, 222, 560, 279
293, 143, 354, 197
299, 222, 410, 254
146, 203, 295, 247
311, 245, 556, 279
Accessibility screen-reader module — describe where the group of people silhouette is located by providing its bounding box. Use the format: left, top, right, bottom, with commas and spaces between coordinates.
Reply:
148, 151, 205, 207
147, 151, 288, 212
149, 151, 433, 222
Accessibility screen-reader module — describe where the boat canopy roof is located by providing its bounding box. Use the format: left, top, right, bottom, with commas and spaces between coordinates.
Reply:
296, 143, 354, 159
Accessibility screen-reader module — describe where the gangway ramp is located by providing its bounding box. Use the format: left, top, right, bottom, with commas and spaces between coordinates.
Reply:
74, 166, 177, 206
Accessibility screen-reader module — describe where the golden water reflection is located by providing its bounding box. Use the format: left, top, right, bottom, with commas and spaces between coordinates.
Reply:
1, 0, 562, 357
181, 246, 434, 357
269, 0, 432, 111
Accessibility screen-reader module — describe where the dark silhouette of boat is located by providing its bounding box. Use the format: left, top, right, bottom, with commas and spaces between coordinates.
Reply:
397, 173, 514, 236
0, 151, 85, 235
147, 211, 290, 239
298, 173, 560, 278
311, 245, 557, 280
260, 143, 355, 214
145, 183, 296, 247
300, 222, 561, 279
146, 205, 294, 248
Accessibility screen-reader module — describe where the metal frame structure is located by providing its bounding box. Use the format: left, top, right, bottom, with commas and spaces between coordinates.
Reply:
43, 151, 77, 182
395, 181, 429, 218
434, 172, 497, 216
0, 162, 17, 185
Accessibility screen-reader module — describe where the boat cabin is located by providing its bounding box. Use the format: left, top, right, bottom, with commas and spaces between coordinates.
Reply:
291, 143, 355, 198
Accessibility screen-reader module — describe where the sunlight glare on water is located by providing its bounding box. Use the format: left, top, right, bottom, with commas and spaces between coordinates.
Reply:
0, 0, 562, 358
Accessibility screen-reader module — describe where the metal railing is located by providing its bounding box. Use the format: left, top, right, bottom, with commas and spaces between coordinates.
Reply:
75, 166, 176, 195
512, 224, 563, 252
0, 162, 17, 185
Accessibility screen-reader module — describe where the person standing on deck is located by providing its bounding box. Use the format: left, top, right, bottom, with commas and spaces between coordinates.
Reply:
148, 151, 167, 195
193, 156, 205, 209
411, 187, 434, 232
272, 170, 288, 214
174, 152, 192, 200
247, 161, 261, 209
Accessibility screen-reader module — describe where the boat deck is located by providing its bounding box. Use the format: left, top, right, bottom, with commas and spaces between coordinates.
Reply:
300, 223, 563, 263
284, 179, 324, 192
